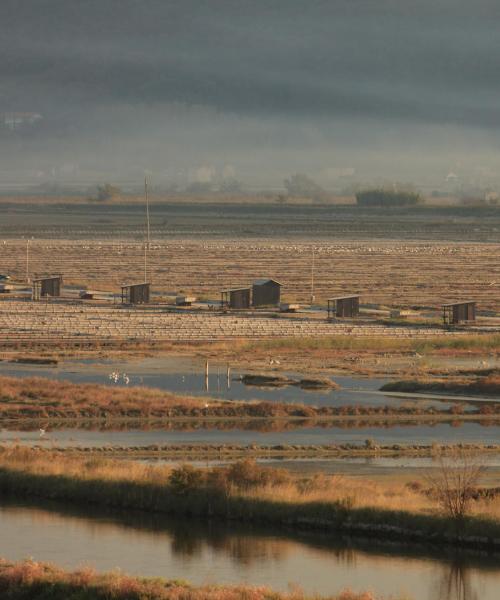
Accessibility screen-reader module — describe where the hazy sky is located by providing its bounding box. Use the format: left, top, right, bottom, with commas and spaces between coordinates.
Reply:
0, 1, 499, 187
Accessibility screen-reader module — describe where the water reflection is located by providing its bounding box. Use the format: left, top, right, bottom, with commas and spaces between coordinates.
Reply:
0, 356, 458, 410
434, 560, 481, 600
0, 495, 498, 600
3, 418, 500, 435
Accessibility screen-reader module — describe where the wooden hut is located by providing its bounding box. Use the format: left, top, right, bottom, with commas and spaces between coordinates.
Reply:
327, 295, 360, 319
32, 275, 62, 300
220, 287, 251, 309
121, 282, 150, 304
252, 279, 282, 308
442, 301, 476, 325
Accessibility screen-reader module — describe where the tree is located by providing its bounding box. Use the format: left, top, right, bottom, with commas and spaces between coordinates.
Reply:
425, 449, 485, 523
284, 173, 326, 201
185, 181, 213, 194
219, 178, 242, 193
95, 183, 122, 201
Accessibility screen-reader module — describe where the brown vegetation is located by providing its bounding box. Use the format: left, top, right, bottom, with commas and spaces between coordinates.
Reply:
0, 375, 499, 422
0, 559, 396, 600
0, 448, 499, 549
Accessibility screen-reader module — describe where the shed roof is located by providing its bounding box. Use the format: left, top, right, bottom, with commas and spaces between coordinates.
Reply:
253, 279, 282, 286
32, 274, 62, 283
121, 282, 150, 289
221, 287, 251, 293
442, 301, 476, 307
328, 295, 360, 301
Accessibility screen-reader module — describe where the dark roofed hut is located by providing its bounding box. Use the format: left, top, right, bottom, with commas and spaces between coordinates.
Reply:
32, 275, 63, 301
221, 287, 251, 309
327, 295, 360, 319
121, 282, 151, 304
252, 279, 282, 308
442, 301, 476, 325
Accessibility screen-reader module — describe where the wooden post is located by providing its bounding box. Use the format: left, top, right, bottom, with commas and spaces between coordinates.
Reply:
226, 364, 231, 389
205, 360, 209, 391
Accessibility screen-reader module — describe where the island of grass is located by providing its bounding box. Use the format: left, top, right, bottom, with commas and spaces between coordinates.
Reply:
381, 371, 500, 398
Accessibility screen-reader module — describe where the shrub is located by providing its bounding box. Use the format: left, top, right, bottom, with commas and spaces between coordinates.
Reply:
225, 459, 291, 490
425, 449, 485, 522
168, 464, 205, 495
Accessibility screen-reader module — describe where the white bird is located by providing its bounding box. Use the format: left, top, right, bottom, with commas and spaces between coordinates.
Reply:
204, 403, 209, 408
39, 429, 46, 437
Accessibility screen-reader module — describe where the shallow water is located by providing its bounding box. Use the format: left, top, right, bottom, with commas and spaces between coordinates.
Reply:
0, 356, 459, 410
2, 421, 499, 447
0, 497, 498, 600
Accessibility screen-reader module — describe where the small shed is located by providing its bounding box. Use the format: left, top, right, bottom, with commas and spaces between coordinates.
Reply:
32, 275, 63, 300
121, 282, 150, 304
221, 287, 251, 309
327, 295, 360, 319
442, 301, 476, 325
252, 279, 282, 308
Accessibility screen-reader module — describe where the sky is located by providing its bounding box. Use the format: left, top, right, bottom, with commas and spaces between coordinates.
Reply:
0, 0, 499, 189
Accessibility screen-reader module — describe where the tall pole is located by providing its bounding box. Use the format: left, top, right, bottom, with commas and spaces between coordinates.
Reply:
310, 245, 315, 305
26, 239, 30, 283
144, 176, 150, 283
145, 176, 151, 250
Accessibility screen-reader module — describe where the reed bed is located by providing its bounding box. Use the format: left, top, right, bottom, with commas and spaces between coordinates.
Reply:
0, 448, 499, 548
0, 559, 399, 600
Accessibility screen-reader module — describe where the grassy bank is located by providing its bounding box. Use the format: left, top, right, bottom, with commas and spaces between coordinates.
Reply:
33, 441, 500, 460
0, 560, 391, 600
243, 333, 500, 354
0, 448, 499, 551
2, 375, 498, 422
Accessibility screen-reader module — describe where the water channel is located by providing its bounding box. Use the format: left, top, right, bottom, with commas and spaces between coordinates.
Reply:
0, 497, 498, 600
0, 356, 463, 409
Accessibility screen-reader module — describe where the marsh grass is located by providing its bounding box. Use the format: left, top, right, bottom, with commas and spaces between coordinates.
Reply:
2, 374, 492, 421
0, 559, 401, 600
0, 449, 499, 547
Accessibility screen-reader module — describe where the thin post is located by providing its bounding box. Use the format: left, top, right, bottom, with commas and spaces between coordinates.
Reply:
145, 176, 151, 250
310, 245, 315, 304
144, 176, 150, 283
205, 360, 209, 391
26, 239, 30, 283
226, 364, 231, 389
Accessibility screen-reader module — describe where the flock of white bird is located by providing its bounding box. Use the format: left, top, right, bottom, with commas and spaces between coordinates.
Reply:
108, 371, 130, 385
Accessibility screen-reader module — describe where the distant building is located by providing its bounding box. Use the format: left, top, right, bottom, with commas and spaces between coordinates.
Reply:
1, 112, 42, 130
252, 279, 282, 307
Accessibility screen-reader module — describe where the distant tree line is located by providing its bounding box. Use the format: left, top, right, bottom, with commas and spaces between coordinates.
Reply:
356, 188, 422, 207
